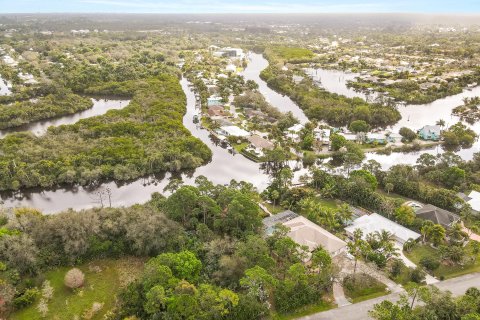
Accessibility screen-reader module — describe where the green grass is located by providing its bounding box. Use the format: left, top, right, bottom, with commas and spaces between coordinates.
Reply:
262, 202, 286, 215
272, 299, 335, 320
269, 47, 315, 61
404, 243, 480, 279
11, 257, 144, 320
314, 196, 341, 210
343, 274, 388, 304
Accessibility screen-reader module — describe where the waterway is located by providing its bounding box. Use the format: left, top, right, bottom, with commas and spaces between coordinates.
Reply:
305, 67, 480, 168
0, 98, 130, 138
243, 53, 309, 124
0, 75, 12, 96
3, 54, 478, 213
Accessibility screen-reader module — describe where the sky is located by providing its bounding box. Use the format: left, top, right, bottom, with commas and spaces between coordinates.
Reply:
1, 0, 479, 14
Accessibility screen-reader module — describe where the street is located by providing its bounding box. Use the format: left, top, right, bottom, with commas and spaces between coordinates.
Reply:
298, 273, 480, 320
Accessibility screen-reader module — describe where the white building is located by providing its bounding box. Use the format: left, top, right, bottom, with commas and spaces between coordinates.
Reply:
218, 125, 250, 137
466, 190, 480, 214
263, 211, 347, 256
345, 213, 420, 244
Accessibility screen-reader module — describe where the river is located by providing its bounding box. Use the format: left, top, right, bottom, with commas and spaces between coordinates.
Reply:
4, 54, 478, 213
0, 56, 308, 213
305, 67, 480, 169
243, 53, 309, 124
0, 75, 12, 96
0, 98, 130, 138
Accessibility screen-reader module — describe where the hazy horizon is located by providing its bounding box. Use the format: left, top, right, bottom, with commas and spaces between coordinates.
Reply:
1, 0, 479, 14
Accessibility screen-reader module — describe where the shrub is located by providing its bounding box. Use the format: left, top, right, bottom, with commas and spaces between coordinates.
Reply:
64, 268, 85, 289
420, 256, 440, 272
389, 259, 405, 278
409, 267, 426, 284
13, 288, 40, 308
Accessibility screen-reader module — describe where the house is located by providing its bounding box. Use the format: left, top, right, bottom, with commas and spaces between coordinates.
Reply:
207, 96, 223, 107
345, 213, 420, 244
315, 129, 331, 146
218, 125, 250, 137
208, 106, 226, 117
366, 133, 387, 144
387, 132, 403, 143
339, 132, 358, 142
263, 211, 347, 256
415, 204, 460, 228
247, 134, 274, 152
417, 125, 441, 141
464, 190, 480, 215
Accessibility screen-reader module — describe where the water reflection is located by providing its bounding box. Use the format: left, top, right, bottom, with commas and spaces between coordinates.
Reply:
306, 67, 480, 167
0, 76, 12, 96
0, 98, 130, 138
242, 53, 309, 124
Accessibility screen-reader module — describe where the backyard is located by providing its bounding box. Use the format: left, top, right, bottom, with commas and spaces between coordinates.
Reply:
11, 257, 145, 320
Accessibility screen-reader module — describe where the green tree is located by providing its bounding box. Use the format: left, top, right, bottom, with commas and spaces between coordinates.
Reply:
349, 120, 370, 133
394, 205, 416, 226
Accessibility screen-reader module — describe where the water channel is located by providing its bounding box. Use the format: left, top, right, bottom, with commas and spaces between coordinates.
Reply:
0, 98, 130, 138
305, 67, 480, 169
0, 75, 12, 96
2, 53, 479, 213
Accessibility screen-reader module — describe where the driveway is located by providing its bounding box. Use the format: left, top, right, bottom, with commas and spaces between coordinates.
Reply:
394, 243, 438, 284
297, 273, 480, 320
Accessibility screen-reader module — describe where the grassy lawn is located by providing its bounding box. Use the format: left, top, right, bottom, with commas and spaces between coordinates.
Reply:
343, 273, 388, 304
11, 257, 144, 320
272, 299, 335, 320
262, 202, 286, 215
314, 196, 340, 210
404, 243, 480, 279
269, 46, 315, 61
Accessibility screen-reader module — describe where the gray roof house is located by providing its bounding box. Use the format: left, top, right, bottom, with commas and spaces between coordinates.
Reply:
415, 204, 460, 227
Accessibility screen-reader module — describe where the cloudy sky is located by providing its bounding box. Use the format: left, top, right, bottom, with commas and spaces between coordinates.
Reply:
1, 0, 478, 13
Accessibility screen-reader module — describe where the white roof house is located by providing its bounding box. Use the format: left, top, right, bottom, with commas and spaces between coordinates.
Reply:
284, 216, 347, 256
219, 125, 250, 137
345, 213, 420, 244
263, 211, 347, 256
466, 190, 480, 213
287, 124, 304, 133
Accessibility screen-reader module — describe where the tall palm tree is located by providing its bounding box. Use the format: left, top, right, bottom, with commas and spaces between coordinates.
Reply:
436, 119, 446, 130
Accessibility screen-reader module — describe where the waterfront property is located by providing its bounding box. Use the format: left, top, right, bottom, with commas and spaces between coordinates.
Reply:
218, 125, 250, 137
417, 125, 441, 141
207, 96, 223, 107
263, 210, 347, 256
345, 213, 420, 244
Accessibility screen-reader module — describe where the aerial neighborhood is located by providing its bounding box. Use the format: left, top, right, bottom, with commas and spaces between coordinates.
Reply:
1, 11, 480, 320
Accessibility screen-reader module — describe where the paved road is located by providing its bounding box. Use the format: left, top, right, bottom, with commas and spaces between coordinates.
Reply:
298, 273, 480, 320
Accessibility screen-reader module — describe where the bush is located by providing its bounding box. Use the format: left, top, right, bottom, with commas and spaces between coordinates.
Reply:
409, 267, 426, 284
64, 268, 85, 289
399, 127, 417, 142
13, 288, 40, 309
420, 256, 440, 272
389, 259, 405, 278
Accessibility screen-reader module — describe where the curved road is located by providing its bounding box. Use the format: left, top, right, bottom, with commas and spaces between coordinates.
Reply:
298, 273, 480, 320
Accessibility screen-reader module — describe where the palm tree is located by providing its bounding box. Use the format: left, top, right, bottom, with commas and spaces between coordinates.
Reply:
436, 119, 446, 130
375, 230, 395, 245
403, 239, 416, 253
448, 223, 467, 243
347, 229, 364, 277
